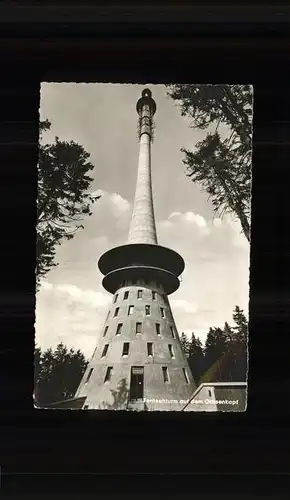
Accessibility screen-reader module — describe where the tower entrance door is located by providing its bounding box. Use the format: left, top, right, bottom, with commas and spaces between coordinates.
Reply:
129, 366, 144, 401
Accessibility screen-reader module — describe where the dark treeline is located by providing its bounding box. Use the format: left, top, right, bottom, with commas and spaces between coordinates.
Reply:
34, 342, 88, 406
180, 305, 248, 385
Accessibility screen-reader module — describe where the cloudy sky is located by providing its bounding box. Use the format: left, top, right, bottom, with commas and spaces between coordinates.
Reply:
36, 83, 251, 359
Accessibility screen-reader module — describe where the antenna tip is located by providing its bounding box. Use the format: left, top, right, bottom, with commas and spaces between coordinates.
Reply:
136, 88, 156, 116
142, 88, 152, 98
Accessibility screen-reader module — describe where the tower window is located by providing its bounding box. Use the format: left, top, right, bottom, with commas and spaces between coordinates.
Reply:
116, 323, 123, 335
147, 342, 153, 356
122, 342, 130, 356
182, 368, 189, 384
162, 366, 169, 383
114, 307, 119, 318
152, 291, 156, 300
156, 323, 161, 335
101, 344, 109, 358
208, 390, 212, 397
103, 326, 109, 337
168, 344, 174, 358
124, 291, 129, 300
160, 307, 165, 318
106, 310, 110, 321
113, 293, 118, 304
145, 305, 151, 316
137, 289, 143, 299
136, 322, 142, 334
128, 305, 134, 315
85, 368, 93, 384
104, 366, 113, 382
170, 326, 175, 338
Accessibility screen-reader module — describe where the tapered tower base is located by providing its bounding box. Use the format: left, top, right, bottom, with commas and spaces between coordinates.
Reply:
75, 282, 196, 411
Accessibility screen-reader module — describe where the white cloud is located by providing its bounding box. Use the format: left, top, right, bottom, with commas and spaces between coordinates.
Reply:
184, 212, 207, 227
35, 281, 111, 358
39, 281, 111, 308
91, 189, 104, 198
90, 190, 131, 224
169, 211, 182, 219
212, 218, 223, 228
170, 299, 198, 314
35, 188, 132, 358
220, 215, 249, 249
110, 192, 131, 214
157, 209, 250, 345
66, 335, 97, 358
232, 231, 249, 248
165, 211, 210, 235
41, 281, 54, 291
158, 220, 173, 229
97, 190, 131, 217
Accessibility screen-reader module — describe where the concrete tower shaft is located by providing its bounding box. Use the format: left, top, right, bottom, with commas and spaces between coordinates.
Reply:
98, 88, 184, 297
128, 89, 157, 245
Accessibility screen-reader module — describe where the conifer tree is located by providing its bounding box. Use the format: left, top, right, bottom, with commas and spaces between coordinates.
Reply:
179, 332, 191, 357
204, 327, 228, 374
37, 120, 100, 288
166, 84, 252, 242
230, 306, 248, 380
232, 306, 248, 342
34, 343, 88, 406
187, 333, 205, 384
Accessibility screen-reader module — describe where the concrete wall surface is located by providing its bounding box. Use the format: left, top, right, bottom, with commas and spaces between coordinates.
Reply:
182, 382, 247, 412
75, 281, 196, 411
